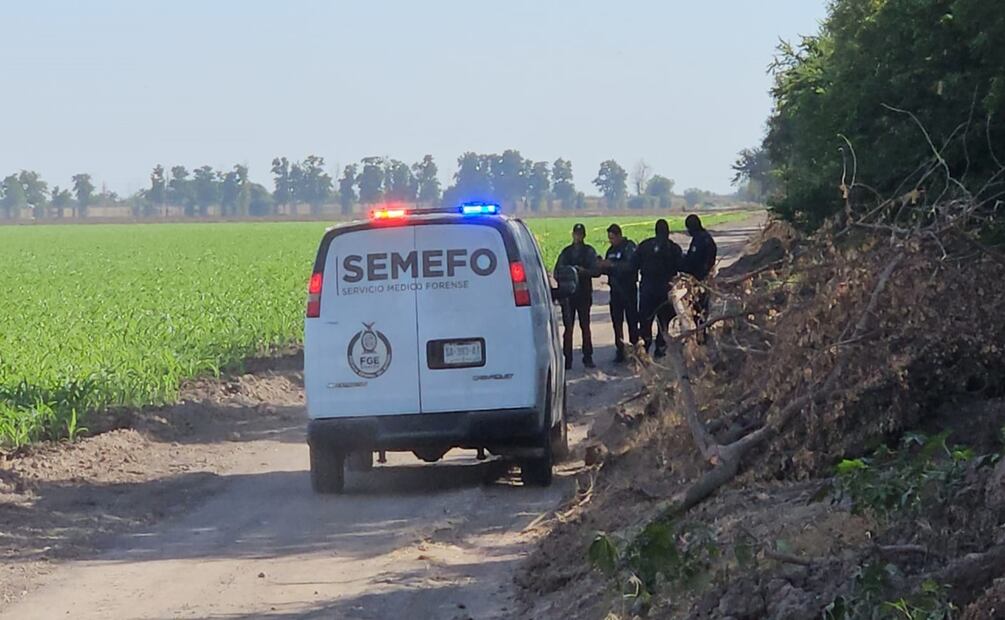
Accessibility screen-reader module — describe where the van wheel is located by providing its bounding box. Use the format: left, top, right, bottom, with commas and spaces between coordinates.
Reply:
521, 434, 554, 487
347, 451, 373, 472
310, 444, 345, 494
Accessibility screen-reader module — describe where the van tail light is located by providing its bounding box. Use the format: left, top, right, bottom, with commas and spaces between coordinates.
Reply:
510, 261, 531, 307
306, 272, 323, 318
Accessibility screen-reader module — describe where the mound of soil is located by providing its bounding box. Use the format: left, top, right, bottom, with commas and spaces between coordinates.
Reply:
516, 219, 1005, 618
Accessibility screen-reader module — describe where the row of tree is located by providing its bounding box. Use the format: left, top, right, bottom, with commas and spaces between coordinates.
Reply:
1, 152, 722, 220
1, 171, 97, 219
302, 151, 682, 214
144, 164, 275, 217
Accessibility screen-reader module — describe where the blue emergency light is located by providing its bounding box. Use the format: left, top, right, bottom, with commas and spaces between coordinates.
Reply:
459, 202, 500, 215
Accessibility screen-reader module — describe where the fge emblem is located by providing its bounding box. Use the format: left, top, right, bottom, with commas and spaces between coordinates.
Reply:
347, 322, 392, 379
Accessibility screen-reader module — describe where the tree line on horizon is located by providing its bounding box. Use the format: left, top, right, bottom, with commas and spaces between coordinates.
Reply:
0, 151, 741, 220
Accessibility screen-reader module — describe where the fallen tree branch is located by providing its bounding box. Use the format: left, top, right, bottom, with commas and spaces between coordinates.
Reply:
717, 258, 789, 286
715, 420, 763, 446
950, 226, 1005, 268
882, 103, 973, 202
752, 542, 936, 569
652, 457, 741, 521
719, 342, 771, 357
616, 389, 649, 408
765, 549, 815, 566
923, 545, 1005, 604
874, 544, 940, 560
665, 339, 718, 461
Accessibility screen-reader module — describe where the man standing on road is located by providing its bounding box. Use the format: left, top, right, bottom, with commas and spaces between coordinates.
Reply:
554, 223, 600, 370
598, 224, 639, 363
632, 218, 682, 358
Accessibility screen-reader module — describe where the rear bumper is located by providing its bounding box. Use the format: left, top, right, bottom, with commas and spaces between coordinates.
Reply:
307, 408, 545, 452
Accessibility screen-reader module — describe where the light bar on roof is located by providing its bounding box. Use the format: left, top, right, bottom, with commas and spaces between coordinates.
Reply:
459, 202, 500, 215
370, 207, 409, 220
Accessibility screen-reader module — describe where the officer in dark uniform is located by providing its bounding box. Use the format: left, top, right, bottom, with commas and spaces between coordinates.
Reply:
632, 218, 682, 357
598, 223, 639, 363
681, 214, 718, 343
554, 223, 599, 369
681, 215, 718, 280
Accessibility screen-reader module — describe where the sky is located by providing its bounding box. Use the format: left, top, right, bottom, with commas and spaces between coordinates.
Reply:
0, 0, 828, 197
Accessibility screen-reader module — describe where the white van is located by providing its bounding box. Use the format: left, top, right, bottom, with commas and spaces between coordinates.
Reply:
303, 203, 577, 493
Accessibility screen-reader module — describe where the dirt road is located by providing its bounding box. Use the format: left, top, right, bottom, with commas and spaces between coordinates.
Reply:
1, 214, 764, 619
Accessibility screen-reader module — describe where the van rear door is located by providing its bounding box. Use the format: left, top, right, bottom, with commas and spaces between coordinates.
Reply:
414, 223, 536, 413
304, 226, 421, 419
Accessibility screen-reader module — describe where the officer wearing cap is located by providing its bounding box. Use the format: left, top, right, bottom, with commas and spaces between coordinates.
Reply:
554, 223, 600, 369
597, 223, 639, 363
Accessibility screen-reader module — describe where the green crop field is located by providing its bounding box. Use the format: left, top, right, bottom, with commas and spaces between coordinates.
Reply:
0, 211, 751, 447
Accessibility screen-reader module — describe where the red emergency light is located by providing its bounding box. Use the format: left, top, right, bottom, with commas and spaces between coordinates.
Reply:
369, 207, 409, 220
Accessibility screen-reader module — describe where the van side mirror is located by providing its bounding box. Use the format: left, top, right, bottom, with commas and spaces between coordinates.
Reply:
552, 266, 578, 301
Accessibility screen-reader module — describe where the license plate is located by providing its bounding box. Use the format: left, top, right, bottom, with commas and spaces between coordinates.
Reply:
443, 341, 483, 366
427, 338, 485, 369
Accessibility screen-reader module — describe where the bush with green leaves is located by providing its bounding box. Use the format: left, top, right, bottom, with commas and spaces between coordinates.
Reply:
762, 0, 1005, 228
589, 519, 720, 598
834, 432, 983, 522
825, 563, 956, 620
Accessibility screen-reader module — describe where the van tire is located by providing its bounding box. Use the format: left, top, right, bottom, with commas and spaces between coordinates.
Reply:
521, 434, 554, 487
347, 451, 373, 472
310, 445, 345, 494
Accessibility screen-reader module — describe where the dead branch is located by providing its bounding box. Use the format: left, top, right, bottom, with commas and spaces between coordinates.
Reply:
924, 545, 1005, 603
650, 456, 741, 521
839, 133, 858, 222
715, 420, 762, 446
663, 308, 769, 343
764, 549, 815, 566
716, 258, 788, 285
665, 340, 718, 461
615, 389, 649, 408
874, 544, 940, 559
950, 227, 1005, 268
755, 543, 937, 570
853, 253, 904, 336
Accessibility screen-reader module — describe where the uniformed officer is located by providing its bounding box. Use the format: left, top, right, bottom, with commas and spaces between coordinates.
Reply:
632, 219, 683, 358
598, 224, 639, 363
681, 214, 718, 281
554, 223, 600, 369
681, 214, 718, 342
